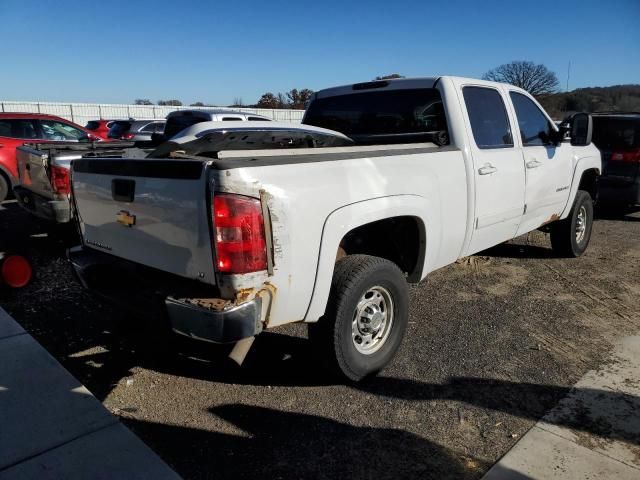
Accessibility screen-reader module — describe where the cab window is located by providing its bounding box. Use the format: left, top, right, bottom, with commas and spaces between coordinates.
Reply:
463, 87, 513, 149
509, 92, 554, 146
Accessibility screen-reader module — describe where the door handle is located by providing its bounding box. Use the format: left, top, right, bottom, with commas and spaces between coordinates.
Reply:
478, 164, 497, 175
526, 159, 542, 169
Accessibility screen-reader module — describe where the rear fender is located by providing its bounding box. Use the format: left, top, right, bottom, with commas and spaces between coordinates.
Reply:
303, 195, 437, 322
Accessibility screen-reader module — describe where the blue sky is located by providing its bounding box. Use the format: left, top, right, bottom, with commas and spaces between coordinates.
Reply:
1, 0, 638, 105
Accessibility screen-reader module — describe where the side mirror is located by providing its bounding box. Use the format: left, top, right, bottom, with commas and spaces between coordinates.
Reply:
569, 113, 593, 146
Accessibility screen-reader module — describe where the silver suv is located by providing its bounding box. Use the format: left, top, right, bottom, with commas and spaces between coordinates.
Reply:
108, 119, 166, 141
162, 109, 271, 139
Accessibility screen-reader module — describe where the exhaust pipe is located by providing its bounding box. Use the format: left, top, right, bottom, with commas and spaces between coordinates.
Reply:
228, 336, 255, 366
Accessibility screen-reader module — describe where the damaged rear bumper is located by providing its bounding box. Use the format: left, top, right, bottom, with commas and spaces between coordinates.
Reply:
13, 186, 72, 223
68, 246, 263, 343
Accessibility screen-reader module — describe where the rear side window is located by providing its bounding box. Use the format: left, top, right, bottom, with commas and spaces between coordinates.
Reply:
592, 117, 640, 151
221, 117, 243, 121
463, 87, 513, 149
509, 92, 553, 146
108, 121, 133, 138
248, 116, 268, 121
0, 119, 39, 139
85, 121, 100, 130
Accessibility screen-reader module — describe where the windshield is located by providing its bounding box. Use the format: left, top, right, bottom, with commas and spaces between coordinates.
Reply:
303, 88, 448, 144
40, 120, 88, 141
108, 121, 133, 138
593, 117, 640, 151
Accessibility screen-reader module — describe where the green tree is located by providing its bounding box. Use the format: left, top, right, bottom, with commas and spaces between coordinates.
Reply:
286, 88, 314, 109
256, 93, 279, 109
157, 99, 183, 106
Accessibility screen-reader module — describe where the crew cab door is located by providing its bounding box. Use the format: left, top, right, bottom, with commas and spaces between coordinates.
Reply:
461, 86, 525, 254
508, 92, 573, 235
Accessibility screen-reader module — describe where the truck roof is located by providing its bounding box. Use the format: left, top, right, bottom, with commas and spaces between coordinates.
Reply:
313, 76, 529, 99
314, 77, 439, 99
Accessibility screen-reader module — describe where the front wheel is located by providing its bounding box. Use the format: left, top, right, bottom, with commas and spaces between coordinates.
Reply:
550, 190, 594, 257
309, 255, 409, 382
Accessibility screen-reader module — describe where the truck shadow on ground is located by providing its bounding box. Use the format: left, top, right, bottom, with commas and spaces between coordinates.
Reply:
122, 404, 480, 480
355, 376, 640, 447
594, 205, 640, 222
60, 323, 640, 448
478, 242, 557, 260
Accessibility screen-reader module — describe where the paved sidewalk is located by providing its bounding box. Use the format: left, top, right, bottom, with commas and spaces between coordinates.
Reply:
0, 307, 180, 479
483, 335, 640, 479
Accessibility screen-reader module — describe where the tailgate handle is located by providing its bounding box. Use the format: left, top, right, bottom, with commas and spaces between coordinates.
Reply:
111, 179, 136, 202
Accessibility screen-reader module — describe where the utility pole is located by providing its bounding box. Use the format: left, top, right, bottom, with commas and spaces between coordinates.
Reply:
566, 61, 571, 92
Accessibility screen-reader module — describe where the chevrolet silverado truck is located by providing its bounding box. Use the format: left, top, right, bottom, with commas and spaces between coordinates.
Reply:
69, 77, 601, 381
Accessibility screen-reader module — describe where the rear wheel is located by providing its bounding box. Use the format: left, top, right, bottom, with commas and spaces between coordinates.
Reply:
550, 190, 594, 257
0, 173, 9, 202
309, 254, 408, 382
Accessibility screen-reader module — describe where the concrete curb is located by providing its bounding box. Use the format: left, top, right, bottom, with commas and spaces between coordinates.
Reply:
0, 307, 180, 479
483, 335, 640, 479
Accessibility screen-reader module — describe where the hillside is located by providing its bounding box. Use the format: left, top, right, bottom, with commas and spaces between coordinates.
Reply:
539, 84, 640, 119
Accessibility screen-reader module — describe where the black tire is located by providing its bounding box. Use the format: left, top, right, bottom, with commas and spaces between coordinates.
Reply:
309, 254, 409, 382
550, 190, 594, 257
0, 173, 9, 203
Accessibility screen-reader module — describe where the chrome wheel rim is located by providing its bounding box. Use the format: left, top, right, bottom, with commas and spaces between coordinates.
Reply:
352, 286, 394, 355
575, 206, 587, 244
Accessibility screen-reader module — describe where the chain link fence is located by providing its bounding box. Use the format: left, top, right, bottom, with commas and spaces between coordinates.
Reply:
0, 101, 305, 126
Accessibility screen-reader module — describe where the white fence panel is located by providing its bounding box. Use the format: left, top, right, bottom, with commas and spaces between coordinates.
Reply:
0, 101, 304, 125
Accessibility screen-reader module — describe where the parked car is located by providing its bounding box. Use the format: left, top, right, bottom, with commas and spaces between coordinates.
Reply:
69, 76, 600, 381
0, 113, 98, 202
85, 119, 121, 140
162, 110, 271, 139
108, 119, 165, 142
591, 112, 640, 207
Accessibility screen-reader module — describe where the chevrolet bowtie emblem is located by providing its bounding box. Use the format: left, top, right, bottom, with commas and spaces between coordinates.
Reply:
116, 210, 136, 227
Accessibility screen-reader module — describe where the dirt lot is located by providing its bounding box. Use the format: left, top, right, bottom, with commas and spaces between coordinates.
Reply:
1, 199, 639, 480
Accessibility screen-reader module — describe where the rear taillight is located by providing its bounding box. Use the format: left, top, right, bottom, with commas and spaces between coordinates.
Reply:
212, 193, 267, 274
121, 133, 135, 140
50, 165, 70, 195
610, 149, 640, 163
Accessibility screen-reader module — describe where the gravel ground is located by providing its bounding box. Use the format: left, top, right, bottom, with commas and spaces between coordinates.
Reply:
1, 199, 639, 479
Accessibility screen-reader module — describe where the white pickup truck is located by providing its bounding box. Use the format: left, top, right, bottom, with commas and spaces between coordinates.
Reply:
69, 76, 601, 381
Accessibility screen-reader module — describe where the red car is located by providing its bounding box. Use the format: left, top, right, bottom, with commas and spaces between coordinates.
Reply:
0, 113, 99, 201
84, 119, 121, 140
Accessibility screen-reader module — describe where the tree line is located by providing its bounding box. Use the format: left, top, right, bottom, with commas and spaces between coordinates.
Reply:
133, 62, 639, 117
133, 88, 314, 110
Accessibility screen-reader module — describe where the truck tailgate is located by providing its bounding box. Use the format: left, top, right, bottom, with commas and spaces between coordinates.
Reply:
72, 158, 216, 285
